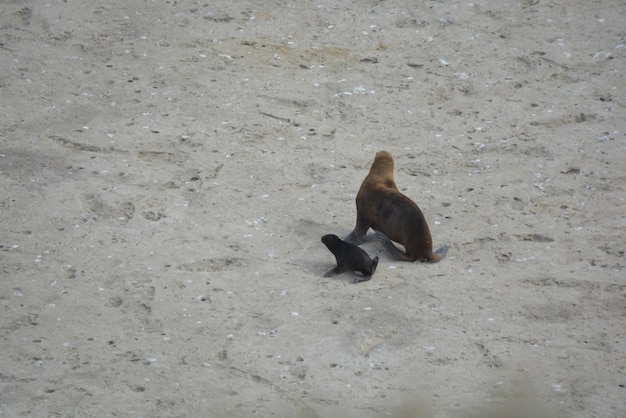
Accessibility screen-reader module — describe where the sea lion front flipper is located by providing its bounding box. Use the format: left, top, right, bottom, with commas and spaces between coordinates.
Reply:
344, 213, 370, 244
344, 229, 365, 245
324, 265, 345, 277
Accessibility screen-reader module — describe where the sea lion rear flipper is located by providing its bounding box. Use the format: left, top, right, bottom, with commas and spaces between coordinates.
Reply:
435, 245, 449, 257
373, 231, 414, 262
371, 255, 379, 274
425, 245, 450, 262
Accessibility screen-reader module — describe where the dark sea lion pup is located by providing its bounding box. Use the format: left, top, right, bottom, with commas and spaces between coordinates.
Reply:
344, 150, 449, 262
321, 234, 379, 283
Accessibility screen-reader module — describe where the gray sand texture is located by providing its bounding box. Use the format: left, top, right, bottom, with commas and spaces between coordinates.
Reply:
1, 1, 625, 417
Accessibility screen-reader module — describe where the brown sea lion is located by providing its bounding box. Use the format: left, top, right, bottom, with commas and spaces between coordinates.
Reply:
344, 150, 448, 262
321, 234, 379, 283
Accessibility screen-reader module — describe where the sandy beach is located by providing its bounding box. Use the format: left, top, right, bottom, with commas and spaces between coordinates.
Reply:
1, 1, 625, 416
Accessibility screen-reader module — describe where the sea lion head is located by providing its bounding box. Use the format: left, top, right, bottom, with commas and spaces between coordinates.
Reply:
367, 150, 395, 187
321, 234, 340, 251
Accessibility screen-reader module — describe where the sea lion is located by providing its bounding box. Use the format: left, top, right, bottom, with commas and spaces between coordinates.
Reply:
321, 234, 379, 282
344, 150, 448, 262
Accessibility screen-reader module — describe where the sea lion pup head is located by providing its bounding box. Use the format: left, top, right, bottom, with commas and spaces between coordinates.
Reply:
321, 234, 340, 250
365, 150, 396, 189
